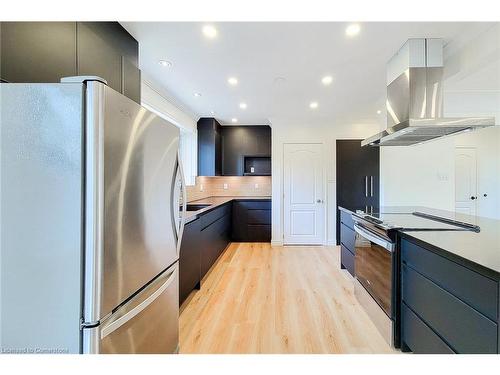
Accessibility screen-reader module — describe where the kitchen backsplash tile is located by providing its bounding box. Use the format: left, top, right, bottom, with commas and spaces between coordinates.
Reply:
186, 176, 271, 202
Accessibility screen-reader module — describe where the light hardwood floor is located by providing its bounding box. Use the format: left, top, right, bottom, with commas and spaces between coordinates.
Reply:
179, 243, 396, 354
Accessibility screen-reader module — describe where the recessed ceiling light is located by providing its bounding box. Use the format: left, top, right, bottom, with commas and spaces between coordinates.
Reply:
210, 110, 215, 115
202, 25, 217, 39
377, 110, 382, 114
321, 75, 333, 85
194, 92, 202, 97
309, 101, 318, 109
239, 102, 247, 109
228, 77, 238, 86
231, 118, 238, 123
158, 60, 172, 68
345, 23, 361, 37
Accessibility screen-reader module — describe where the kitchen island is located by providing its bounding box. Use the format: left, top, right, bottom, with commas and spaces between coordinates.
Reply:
338, 205, 500, 354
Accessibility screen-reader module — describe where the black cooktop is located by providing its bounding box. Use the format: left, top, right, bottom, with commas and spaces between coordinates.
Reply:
352, 208, 480, 233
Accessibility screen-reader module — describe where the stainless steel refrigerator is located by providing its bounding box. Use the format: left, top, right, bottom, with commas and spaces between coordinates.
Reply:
0, 77, 187, 354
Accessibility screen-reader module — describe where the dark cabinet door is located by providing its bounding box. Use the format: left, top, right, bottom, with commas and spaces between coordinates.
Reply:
122, 56, 141, 104
197, 118, 222, 176
256, 126, 272, 155
179, 218, 201, 305
221, 125, 271, 176
77, 22, 123, 93
1, 22, 77, 83
336, 140, 379, 245
222, 126, 244, 176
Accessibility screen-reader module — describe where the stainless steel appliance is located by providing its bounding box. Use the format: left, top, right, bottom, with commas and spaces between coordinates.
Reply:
0, 77, 186, 354
362, 38, 495, 147
352, 215, 397, 347
351, 209, 479, 348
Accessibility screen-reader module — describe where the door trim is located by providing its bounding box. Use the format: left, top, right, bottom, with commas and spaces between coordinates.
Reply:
282, 143, 327, 245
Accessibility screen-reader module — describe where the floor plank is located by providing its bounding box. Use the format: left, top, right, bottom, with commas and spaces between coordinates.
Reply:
179, 243, 396, 354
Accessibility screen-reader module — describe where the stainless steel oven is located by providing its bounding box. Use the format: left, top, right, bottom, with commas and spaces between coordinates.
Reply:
353, 220, 396, 346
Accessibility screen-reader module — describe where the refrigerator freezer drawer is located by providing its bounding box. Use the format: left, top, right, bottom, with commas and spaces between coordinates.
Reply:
98, 262, 179, 354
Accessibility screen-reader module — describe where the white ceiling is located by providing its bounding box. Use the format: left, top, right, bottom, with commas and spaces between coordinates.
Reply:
121, 22, 495, 126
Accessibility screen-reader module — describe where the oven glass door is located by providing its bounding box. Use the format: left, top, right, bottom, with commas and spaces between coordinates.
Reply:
354, 224, 394, 317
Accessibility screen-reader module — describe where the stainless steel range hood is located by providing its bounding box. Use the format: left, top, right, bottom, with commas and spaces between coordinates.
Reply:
362, 39, 495, 147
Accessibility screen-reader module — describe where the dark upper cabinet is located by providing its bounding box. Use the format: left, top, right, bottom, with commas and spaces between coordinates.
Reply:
197, 118, 222, 176
221, 126, 244, 176
0, 22, 141, 103
0, 22, 77, 83
221, 125, 271, 176
77, 22, 124, 93
197, 119, 272, 176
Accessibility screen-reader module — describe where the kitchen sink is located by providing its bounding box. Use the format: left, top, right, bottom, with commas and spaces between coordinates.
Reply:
183, 203, 211, 211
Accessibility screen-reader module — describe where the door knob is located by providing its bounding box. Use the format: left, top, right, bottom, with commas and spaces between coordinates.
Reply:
316, 199, 323, 203
470, 196, 477, 200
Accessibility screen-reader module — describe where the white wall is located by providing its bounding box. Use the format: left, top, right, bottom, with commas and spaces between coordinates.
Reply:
380, 24, 500, 219
140, 76, 199, 185
271, 120, 381, 245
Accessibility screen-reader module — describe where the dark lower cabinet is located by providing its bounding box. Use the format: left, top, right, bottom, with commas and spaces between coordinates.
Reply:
232, 200, 271, 242
401, 237, 499, 354
339, 210, 356, 276
200, 209, 231, 279
179, 218, 201, 305
179, 200, 271, 306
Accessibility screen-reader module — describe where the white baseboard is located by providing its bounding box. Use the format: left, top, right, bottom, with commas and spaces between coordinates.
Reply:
271, 240, 283, 246
327, 240, 337, 246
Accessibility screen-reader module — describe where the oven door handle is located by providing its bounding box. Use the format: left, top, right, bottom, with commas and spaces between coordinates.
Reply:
354, 223, 395, 253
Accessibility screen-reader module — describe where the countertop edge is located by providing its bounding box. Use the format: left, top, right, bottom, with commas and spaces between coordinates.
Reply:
184, 196, 271, 224
338, 205, 500, 280
398, 232, 500, 280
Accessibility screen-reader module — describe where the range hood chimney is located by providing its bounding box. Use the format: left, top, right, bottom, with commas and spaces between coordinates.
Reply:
362, 38, 495, 147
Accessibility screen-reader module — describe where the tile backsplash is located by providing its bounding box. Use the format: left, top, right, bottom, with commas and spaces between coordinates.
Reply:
186, 176, 271, 202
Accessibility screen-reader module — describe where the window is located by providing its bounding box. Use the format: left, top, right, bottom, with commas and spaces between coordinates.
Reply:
179, 128, 197, 186
141, 80, 198, 186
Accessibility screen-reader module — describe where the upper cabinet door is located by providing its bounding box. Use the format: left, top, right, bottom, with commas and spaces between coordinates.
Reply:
1, 22, 77, 83
77, 22, 122, 93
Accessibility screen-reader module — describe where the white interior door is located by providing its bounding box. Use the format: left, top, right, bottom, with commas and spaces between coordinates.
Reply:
455, 147, 477, 216
283, 144, 325, 244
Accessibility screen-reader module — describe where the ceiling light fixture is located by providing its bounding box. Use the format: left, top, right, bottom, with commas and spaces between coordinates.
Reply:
239, 102, 247, 109
231, 118, 238, 123
345, 23, 361, 37
202, 25, 217, 39
309, 101, 319, 109
377, 110, 382, 114
158, 60, 172, 68
228, 77, 238, 86
321, 75, 333, 85
194, 92, 202, 97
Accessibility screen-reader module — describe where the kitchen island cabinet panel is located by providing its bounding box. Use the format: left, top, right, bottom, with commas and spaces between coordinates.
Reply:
402, 263, 497, 353
402, 239, 498, 321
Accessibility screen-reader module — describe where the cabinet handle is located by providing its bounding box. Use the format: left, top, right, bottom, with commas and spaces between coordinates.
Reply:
365, 176, 368, 197
370, 176, 374, 197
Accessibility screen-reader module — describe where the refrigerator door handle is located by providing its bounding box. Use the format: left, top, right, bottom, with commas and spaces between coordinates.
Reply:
100, 267, 178, 339
170, 151, 187, 257
365, 176, 369, 197
177, 150, 187, 257
370, 176, 374, 197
